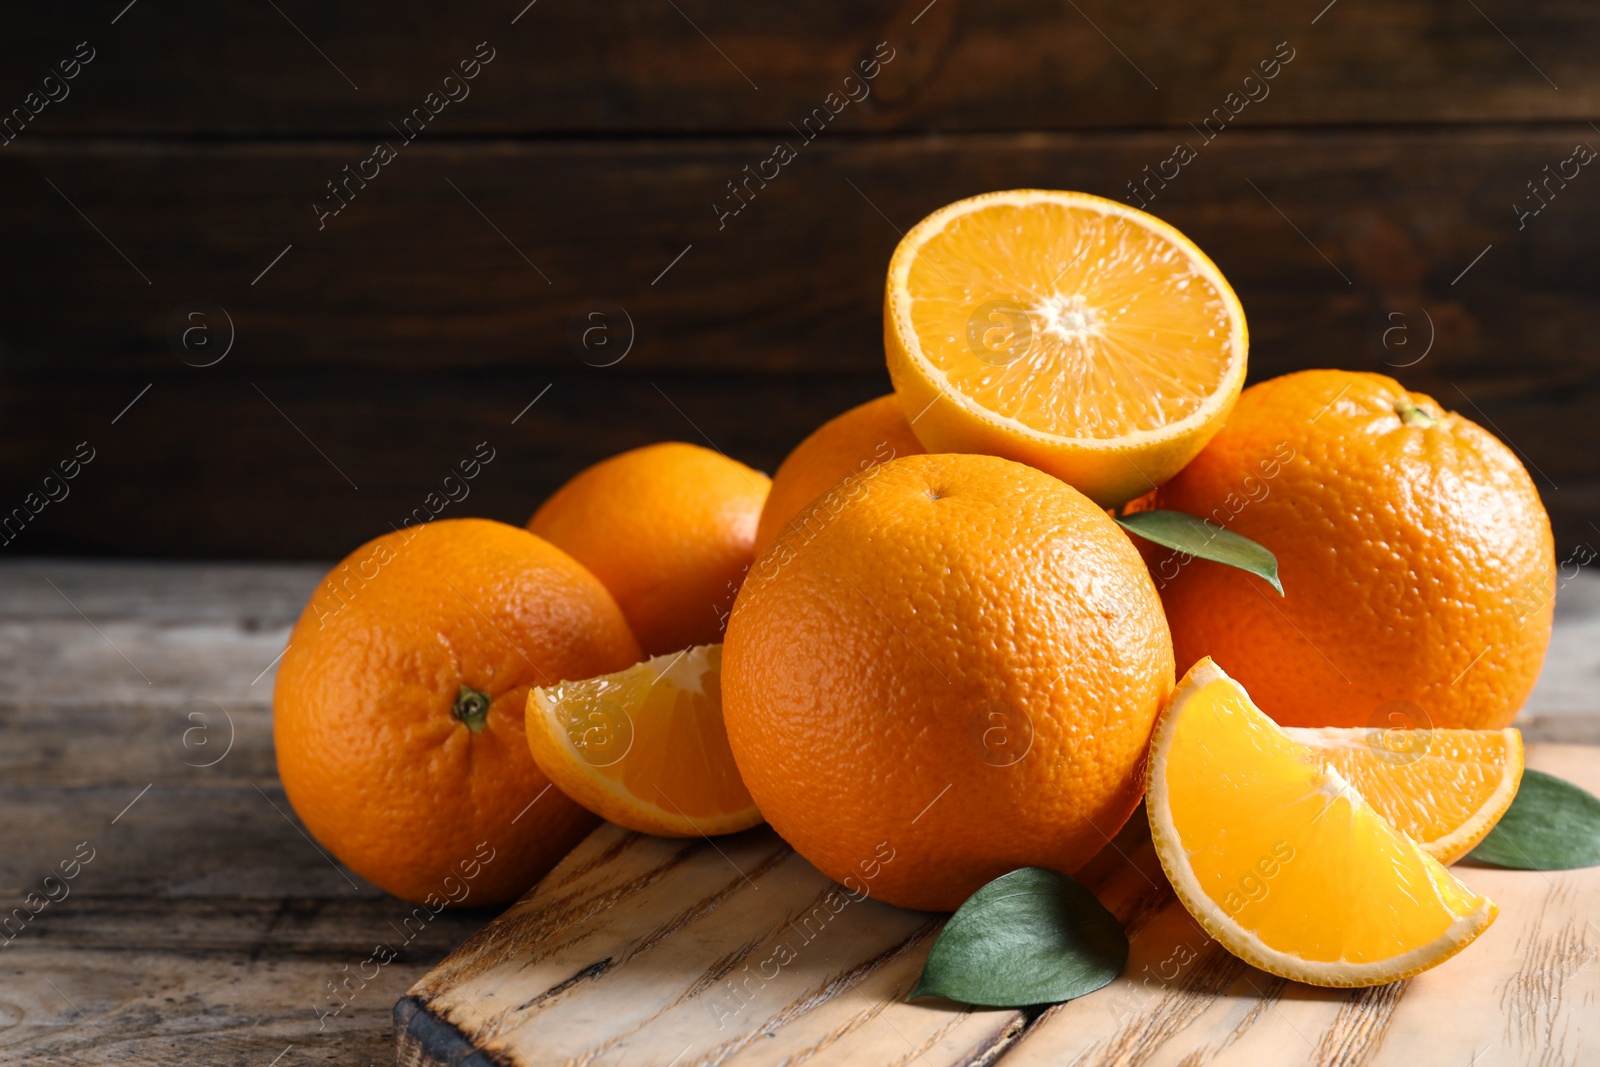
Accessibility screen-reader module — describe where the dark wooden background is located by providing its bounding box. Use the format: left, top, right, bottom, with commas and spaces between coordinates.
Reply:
1, 1, 1596, 558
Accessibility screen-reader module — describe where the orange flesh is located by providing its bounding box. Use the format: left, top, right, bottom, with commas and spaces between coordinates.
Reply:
907, 202, 1236, 438
1284, 727, 1522, 860
543, 646, 752, 820
1163, 679, 1490, 964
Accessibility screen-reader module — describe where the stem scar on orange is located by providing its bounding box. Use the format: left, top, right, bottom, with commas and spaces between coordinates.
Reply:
1149, 369, 1555, 731
273, 518, 642, 906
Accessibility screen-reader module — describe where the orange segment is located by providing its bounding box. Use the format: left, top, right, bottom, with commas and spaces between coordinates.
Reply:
885, 190, 1247, 507
1284, 726, 1523, 864
526, 644, 761, 837
1147, 658, 1497, 987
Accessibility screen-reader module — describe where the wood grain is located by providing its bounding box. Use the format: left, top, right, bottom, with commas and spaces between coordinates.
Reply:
1, 129, 1597, 556
0, 370, 891, 559
405, 744, 1600, 1067
397, 825, 1028, 1067
7, 130, 1600, 377
4, 1, 1598, 136
0, 561, 1595, 1065
0, 560, 483, 1067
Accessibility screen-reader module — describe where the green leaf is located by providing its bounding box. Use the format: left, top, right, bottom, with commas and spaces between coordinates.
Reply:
907, 868, 1127, 1008
1467, 769, 1600, 870
1115, 509, 1284, 595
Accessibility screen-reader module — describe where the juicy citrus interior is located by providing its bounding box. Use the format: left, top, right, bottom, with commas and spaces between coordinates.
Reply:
526, 643, 761, 837
886, 190, 1247, 507
1284, 726, 1523, 864
1147, 658, 1497, 987
908, 201, 1236, 436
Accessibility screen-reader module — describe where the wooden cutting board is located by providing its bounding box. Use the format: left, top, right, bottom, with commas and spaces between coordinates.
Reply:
396, 744, 1600, 1066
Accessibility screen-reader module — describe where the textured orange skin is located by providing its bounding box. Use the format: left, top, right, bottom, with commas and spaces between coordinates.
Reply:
1150, 370, 1555, 730
528, 442, 770, 656
754, 395, 926, 555
273, 519, 641, 906
723, 453, 1174, 912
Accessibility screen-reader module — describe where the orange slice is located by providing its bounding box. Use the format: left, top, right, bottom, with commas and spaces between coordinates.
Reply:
526, 644, 760, 837
1284, 725, 1522, 864
1147, 658, 1497, 987
884, 189, 1247, 508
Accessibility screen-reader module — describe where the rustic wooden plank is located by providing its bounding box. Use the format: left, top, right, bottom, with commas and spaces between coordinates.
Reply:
0, 558, 322, 625
984, 743, 1600, 1066
0, 784, 381, 900
1, 130, 1598, 556
398, 825, 1028, 1067
0, 558, 492, 1067
5, 130, 1600, 379
0, 559, 320, 709
3, 367, 1587, 563
0, 371, 888, 559
0, 901, 493, 1067
0, 698, 277, 786
3, 1, 1599, 136
401, 745, 1600, 1066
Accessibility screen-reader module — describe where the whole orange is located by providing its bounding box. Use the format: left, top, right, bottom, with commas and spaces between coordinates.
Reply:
528, 442, 770, 656
723, 453, 1174, 912
754, 394, 925, 555
273, 518, 641, 905
1148, 369, 1554, 730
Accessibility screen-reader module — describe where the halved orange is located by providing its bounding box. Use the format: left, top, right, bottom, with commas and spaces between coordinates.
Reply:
525, 643, 761, 837
884, 189, 1247, 507
1147, 658, 1498, 987
1284, 725, 1522, 864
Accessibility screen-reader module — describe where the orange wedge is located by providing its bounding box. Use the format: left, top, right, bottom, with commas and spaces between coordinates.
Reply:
884, 189, 1247, 508
526, 644, 761, 837
1284, 725, 1522, 864
1147, 658, 1497, 987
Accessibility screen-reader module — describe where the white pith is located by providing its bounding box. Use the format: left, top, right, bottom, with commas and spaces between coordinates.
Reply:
527, 643, 761, 837
887, 189, 1249, 451
1282, 725, 1524, 862
1146, 659, 1498, 987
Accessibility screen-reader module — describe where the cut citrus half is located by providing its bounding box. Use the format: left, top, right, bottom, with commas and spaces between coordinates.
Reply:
884, 189, 1247, 508
525, 644, 761, 837
1147, 658, 1497, 987
1283, 725, 1523, 865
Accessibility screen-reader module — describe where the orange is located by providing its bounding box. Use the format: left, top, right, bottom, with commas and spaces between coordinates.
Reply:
1283, 725, 1523, 864
1148, 659, 1497, 987
273, 518, 641, 905
528, 442, 771, 656
1148, 369, 1555, 730
884, 190, 1247, 508
526, 643, 761, 837
723, 452, 1174, 912
754, 394, 925, 555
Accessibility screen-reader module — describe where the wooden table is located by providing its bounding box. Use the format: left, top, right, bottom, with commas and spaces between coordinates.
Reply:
4, 560, 1598, 1065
